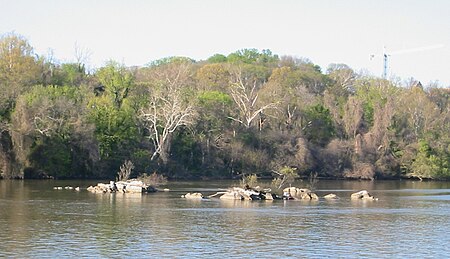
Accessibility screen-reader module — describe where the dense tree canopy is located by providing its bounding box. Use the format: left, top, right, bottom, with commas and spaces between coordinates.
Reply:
1, 33, 449, 180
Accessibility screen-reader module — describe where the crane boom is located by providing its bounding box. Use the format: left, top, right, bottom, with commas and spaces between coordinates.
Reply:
371, 44, 444, 79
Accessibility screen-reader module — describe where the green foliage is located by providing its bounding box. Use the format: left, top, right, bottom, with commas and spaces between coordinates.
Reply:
303, 104, 335, 146
171, 131, 202, 171
88, 96, 139, 158
207, 54, 227, 63
0, 32, 40, 122
2, 39, 450, 181
29, 137, 72, 178
354, 78, 395, 127
57, 63, 86, 86
96, 61, 134, 108
227, 48, 279, 65
271, 166, 299, 190
409, 139, 450, 180
148, 56, 195, 67
198, 91, 232, 106
196, 91, 232, 138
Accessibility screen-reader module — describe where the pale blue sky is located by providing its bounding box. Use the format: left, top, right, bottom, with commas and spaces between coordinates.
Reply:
1, 0, 449, 86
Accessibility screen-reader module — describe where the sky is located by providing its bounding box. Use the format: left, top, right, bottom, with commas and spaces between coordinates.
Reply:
1, 0, 450, 86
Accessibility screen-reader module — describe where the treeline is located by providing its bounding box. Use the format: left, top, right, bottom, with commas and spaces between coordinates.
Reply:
1, 32, 449, 180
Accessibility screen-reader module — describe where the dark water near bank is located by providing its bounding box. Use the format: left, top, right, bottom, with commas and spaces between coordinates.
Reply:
1, 180, 450, 258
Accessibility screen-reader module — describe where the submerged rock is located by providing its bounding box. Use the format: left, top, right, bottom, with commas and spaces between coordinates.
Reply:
182, 192, 204, 199
351, 190, 378, 200
324, 193, 339, 200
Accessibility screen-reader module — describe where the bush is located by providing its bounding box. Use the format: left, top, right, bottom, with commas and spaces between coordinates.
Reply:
240, 174, 258, 188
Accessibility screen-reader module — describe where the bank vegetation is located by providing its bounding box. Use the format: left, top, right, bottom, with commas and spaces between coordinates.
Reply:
1, 32, 449, 180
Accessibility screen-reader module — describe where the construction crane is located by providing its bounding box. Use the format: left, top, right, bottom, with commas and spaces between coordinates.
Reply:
370, 44, 444, 79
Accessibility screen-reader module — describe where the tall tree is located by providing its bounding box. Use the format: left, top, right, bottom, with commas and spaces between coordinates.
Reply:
139, 60, 197, 163
0, 32, 40, 121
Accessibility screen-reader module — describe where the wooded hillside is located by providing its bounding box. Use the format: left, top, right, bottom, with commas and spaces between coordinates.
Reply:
1, 33, 449, 180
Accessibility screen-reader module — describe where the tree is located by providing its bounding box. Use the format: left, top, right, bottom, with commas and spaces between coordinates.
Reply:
303, 104, 335, 146
139, 60, 197, 163
271, 166, 298, 190
96, 61, 134, 108
342, 96, 364, 139
207, 53, 227, 63
0, 32, 40, 121
195, 90, 233, 168
228, 66, 277, 129
259, 66, 316, 130
11, 85, 97, 178
326, 63, 356, 95
227, 48, 279, 66
195, 63, 230, 91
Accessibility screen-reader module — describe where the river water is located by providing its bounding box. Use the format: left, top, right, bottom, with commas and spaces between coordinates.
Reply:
1, 179, 450, 258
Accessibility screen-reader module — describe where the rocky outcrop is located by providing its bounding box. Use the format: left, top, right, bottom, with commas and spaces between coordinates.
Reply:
220, 187, 256, 200
87, 180, 156, 194
351, 190, 378, 200
204, 187, 276, 201
283, 187, 319, 200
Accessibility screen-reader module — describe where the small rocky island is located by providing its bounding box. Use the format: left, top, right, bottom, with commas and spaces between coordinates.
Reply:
87, 179, 157, 194
182, 186, 377, 201
83, 163, 378, 201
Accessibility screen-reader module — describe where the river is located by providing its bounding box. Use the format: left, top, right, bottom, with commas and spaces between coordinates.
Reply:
1, 179, 450, 258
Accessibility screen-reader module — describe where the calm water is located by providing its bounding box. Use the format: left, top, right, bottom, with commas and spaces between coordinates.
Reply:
1, 180, 450, 258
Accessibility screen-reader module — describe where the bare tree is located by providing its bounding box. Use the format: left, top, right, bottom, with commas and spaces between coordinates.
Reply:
74, 42, 91, 71
117, 160, 134, 181
228, 67, 277, 129
343, 96, 364, 139
327, 63, 356, 92
139, 61, 196, 163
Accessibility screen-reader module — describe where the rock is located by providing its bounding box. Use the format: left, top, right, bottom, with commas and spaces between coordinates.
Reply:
264, 193, 274, 200
209, 187, 278, 201
182, 192, 204, 199
163, 188, 170, 192
220, 191, 243, 200
324, 193, 339, 200
87, 179, 158, 194
309, 192, 319, 200
74, 187, 80, 191
282, 187, 319, 200
125, 185, 143, 193
87, 184, 109, 193
351, 190, 377, 200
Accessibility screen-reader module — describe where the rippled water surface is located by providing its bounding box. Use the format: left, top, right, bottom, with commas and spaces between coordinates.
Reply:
1, 180, 450, 258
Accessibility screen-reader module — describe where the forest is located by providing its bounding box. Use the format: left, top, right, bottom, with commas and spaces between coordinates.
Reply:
1, 32, 449, 180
